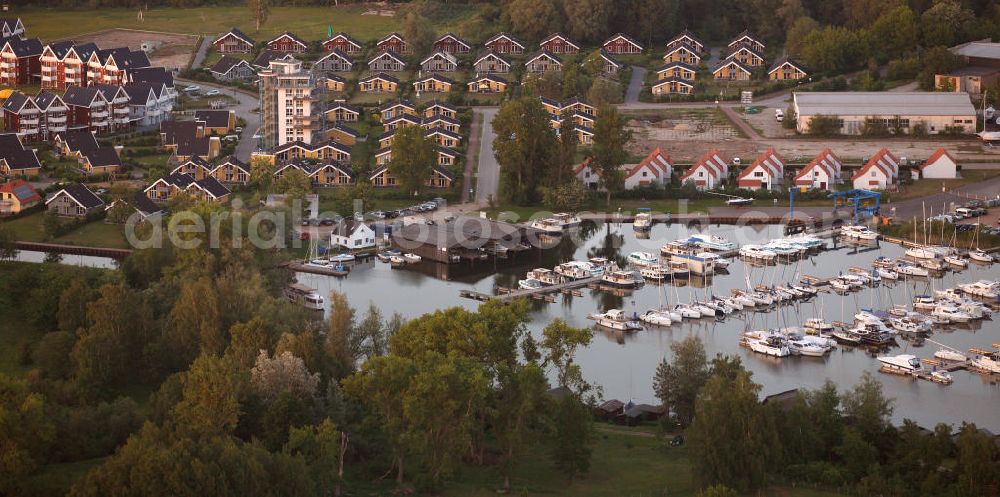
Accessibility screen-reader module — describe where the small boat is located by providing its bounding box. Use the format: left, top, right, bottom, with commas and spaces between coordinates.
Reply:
889, 317, 926, 334
586, 258, 612, 276
633, 208, 653, 231
284, 283, 325, 311
877, 268, 899, 280
389, 255, 407, 268
687, 233, 737, 251
803, 318, 833, 332
895, 263, 929, 277
932, 305, 972, 323
376, 251, 392, 262
518, 278, 544, 290
527, 268, 562, 285
872, 256, 896, 268
627, 251, 659, 267
841, 224, 879, 240
931, 370, 954, 384
913, 295, 937, 310
739, 245, 777, 261
554, 262, 591, 280
970, 354, 1000, 374
329, 253, 356, 263
640, 264, 671, 281
958, 280, 1000, 299
696, 252, 730, 270
744, 332, 791, 357
673, 304, 702, 319
829, 278, 851, 292
590, 309, 643, 331
918, 258, 945, 271
787, 337, 830, 357
730, 293, 756, 308
841, 274, 866, 288
666, 259, 690, 279
831, 330, 862, 345
403, 253, 422, 263
640, 309, 673, 326
691, 303, 718, 318
933, 349, 967, 362
877, 354, 923, 373
791, 284, 818, 296
969, 249, 993, 263
601, 270, 639, 288
945, 255, 968, 268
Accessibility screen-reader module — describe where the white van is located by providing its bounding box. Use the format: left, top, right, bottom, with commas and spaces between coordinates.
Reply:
955, 207, 973, 219
775, 109, 784, 122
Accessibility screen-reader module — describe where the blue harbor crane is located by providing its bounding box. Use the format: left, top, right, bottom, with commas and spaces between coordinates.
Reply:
828, 189, 881, 223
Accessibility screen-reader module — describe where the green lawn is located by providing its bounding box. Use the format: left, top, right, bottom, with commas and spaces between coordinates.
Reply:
18, 5, 484, 42
4, 212, 129, 249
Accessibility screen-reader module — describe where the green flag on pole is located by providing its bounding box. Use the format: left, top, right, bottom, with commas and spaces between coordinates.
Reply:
328, 25, 333, 37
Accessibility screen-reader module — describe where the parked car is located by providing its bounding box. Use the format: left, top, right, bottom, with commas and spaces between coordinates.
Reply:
205, 89, 221, 96
184, 85, 200, 92
775, 109, 784, 122
967, 200, 984, 208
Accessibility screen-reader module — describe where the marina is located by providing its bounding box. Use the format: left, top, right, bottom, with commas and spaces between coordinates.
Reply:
294, 221, 1000, 432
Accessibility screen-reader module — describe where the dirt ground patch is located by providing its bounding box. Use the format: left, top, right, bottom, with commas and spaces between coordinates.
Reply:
72, 28, 198, 71
625, 109, 751, 162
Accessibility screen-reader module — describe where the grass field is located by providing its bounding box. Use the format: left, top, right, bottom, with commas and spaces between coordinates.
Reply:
4, 212, 129, 249
18, 5, 484, 42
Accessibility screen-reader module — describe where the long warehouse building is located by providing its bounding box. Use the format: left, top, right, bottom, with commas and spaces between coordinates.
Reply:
792, 91, 976, 135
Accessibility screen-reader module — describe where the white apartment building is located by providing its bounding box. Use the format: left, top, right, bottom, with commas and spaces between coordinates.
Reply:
259, 59, 315, 149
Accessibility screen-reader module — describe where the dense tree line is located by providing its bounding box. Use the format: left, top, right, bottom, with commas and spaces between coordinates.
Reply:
655, 336, 1000, 496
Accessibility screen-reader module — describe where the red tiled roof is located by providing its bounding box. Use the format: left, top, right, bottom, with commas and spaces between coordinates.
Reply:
921, 148, 956, 171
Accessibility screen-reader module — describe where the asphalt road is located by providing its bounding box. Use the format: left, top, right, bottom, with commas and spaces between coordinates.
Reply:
624, 66, 646, 104
473, 107, 499, 204
176, 77, 259, 162
190, 36, 210, 70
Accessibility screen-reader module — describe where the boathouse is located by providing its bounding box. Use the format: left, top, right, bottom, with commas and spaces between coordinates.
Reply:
390, 216, 541, 263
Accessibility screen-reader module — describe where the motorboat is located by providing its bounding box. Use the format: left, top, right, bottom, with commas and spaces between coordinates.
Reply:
829, 278, 851, 292
905, 246, 939, 260
831, 330, 862, 345
841, 274, 866, 289
640, 264, 671, 281
640, 309, 673, 326
933, 349, 968, 362
661, 241, 715, 275
918, 258, 945, 271
730, 292, 757, 308
284, 283, 325, 311
389, 255, 407, 268
931, 371, 954, 384
590, 309, 643, 331
329, 253, 356, 263
855, 310, 888, 328
687, 233, 737, 252
587, 258, 612, 275
958, 280, 1000, 299
554, 262, 591, 280
763, 241, 802, 258
851, 324, 895, 346
803, 318, 833, 332
912, 295, 938, 310
873, 256, 896, 268
895, 263, 929, 277
744, 332, 791, 357
552, 212, 581, 228
969, 249, 993, 264
691, 302, 718, 318
403, 253, 422, 263
701, 299, 734, 315
714, 295, 744, 311
673, 304, 702, 319
601, 270, 640, 288
745, 291, 774, 306
627, 251, 659, 267
787, 337, 831, 357
932, 305, 973, 323
666, 260, 690, 279
527, 268, 562, 286
841, 224, 879, 240
877, 354, 923, 373
945, 254, 968, 268
877, 268, 899, 281
785, 234, 825, 251
970, 353, 1000, 374
529, 213, 580, 234
633, 209, 653, 231
696, 252, 730, 270
889, 317, 929, 334
518, 278, 544, 290
739, 245, 777, 261
791, 284, 818, 296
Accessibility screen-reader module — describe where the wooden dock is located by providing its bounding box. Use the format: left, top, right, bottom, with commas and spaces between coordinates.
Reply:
460, 276, 599, 303
286, 262, 349, 277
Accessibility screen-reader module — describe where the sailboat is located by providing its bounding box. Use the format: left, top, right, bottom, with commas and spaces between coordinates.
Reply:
969, 223, 994, 263
905, 215, 938, 260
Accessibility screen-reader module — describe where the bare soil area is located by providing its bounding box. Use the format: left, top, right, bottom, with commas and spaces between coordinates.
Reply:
72, 28, 198, 71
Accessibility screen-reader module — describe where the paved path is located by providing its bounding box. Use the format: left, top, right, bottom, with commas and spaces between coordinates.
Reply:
474, 107, 500, 204
624, 66, 646, 104
176, 77, 259, 162
190, 36, 210, 70
889, 175, 1000, 219
719, 105, 763, 141
462, 110, 483, 203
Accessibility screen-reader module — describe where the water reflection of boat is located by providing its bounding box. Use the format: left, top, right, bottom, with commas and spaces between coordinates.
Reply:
589, 309, 642, 331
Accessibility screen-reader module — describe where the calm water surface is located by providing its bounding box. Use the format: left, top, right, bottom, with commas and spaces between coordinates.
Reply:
298, 222, 1000, 431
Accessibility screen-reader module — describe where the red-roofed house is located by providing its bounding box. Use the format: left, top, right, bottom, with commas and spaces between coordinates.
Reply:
574, 158, 600, 189
680, 149, 729, 189
852, 149, 899, 190
603, 33, 643, 55
0, 179, 41, 214
920, 148, 957, 179
793, 148, 842, 190
624, 148, 673, 189
737, 148, 784, 190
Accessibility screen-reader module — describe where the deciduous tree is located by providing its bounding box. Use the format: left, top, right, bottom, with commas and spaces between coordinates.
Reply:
652, 335, 709, 427
492, 97, 559, 204
591, 104, 631, 207
389, 124, 435, 195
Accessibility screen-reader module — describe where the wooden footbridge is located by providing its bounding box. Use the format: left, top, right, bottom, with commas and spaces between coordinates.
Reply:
460, 276, 599, 303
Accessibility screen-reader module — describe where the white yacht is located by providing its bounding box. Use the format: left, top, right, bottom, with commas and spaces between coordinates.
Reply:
633, 209, 653, 231
730, 292, 757, 308
932, 305, 973, 323
552, 212, 581, 228
933, 349, 968, 362
841, 225, 879, 240
554, 262, 591, 280
945, 254, 968, 268
530, 213, 581, 234
590, 309, 643, 331
918, 258, 945, 271
687, 233, 737, 251
877, 354, 923, 373
971, 353, 1000, 374
803, 318, 833, 332
403, 253, 422, 263
744, 332, 791, 357
518, 278, 544, 290
627, 251, 659, 267
666, 259, 690, 279
958, 280, 1000, 299
696, 252, 730, 270
895, 263, 929, 277
673, 304, 702, 319
912, 295, 937, 310
829, 278, 851, 292
639, 309, 673, 326
788, 337, 831, 357
969, 249, 993, 263
284, 283, 325, 311
601, 270, 640, 288
877, 267, 899, 280
738, 245, 777, 262
905, 246, 939, 260
329, 253, 356, 263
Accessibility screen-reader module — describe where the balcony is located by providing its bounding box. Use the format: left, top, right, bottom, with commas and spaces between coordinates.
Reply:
113, 97, 129, 104
48, 124, 67, 132
64, 67, 78, 75
91, 110, 109, 119
19, 117, 39, 125
116, 117, 130, 125
47, 115, 67, 123
87, 71, 97, 78
114, 107, 129, 115
40, 75, 52, 82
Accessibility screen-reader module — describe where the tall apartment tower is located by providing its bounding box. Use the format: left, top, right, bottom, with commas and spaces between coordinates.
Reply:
258, 58, 314, 150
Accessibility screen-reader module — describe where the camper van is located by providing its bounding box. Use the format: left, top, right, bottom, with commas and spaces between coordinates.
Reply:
775, 109, 784, 122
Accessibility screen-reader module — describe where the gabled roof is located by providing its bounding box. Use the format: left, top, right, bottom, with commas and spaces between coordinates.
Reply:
603, 33, 643, 50
540, 33, 579, 50
853, 148, 898, 181
62, 85, 105, 107
728, 30, 764, 48
713, 57, 753, 75
93, 83, 128, 103
2, 37, 42, 58
128, 190, 166, 217
921, 148, 956, 171
663, 42, 701, 58
378, 32, 406, 45
34, 90, 67, 112
211, 55, 251, 75
414, 73, 457, 85
369, 165, 392, 179
171, 155, 212, 175
379, 99, 415, 113
729, 44, 764, 60
56, 130, 100, 154
680, 148, 728, 181
434, 33, 471, 50
359, 72, 399, 84
328, 123, 359, 137
46, 183, 105, 209
423, 114, 461, 127
268, 31, 308, 47
310, 161, 354, 178
768, 57, 807, 75
315, 48, 352, 66
1, 91, 34, 113
573, 157, 597, 177
194, 110, 233, 129
251, 50, 294, 69
121, 83, 157, 106
651, 77, 695, 89
526, 49, 562, 65
738, 147, 784, 181
656, 61, 696, 73
668, 30, 705, 50
386, 114, 421, 127
368, 50, 406, 66
214, 27, 255, 46
0, 179, 40, 204
424, 100, 456, 113
793, 148, 842, 183
192, 176, 231, 199
210, 155, 250, 175
627, 147, 673, 179
424, 127, 462, 141
435, 146, 460, 159
326, 102, 361, 115
474, 50, 510, 66
420, 51, 458, 67
324, 32, 362, 48
316, 73, 346, 84
0, 133, 41, 170
159, 171, 196, 189
275, 159, 317, 176
82, 147, 122, 168
431, 165, 455, 181
484, 32, 525, 49
468, 74, 507, 84
129, 67, 174, 89
312, 140, 352, 155
599, 49, 621, 68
